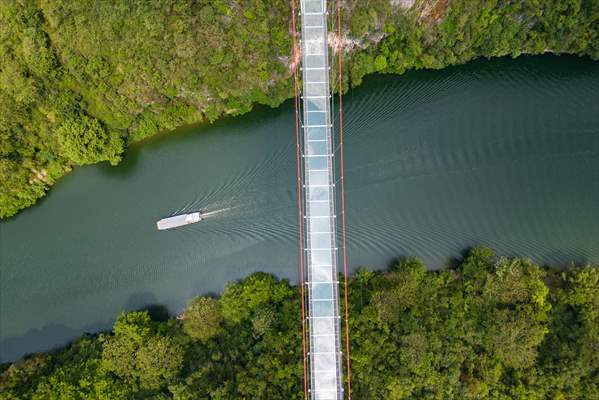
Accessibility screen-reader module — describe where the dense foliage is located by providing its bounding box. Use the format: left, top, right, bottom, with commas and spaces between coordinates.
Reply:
1, 0, 598, 217
1, 248, 598, 399
347, 0, 599, 85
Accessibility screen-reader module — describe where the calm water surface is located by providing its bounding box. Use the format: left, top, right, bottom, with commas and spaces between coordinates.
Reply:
1, 55, 598, 361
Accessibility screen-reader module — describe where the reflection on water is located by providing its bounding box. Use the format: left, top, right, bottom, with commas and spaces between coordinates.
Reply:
1, 55, 598, 361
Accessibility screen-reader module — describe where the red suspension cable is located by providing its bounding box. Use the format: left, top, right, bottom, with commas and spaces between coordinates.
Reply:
336, 0, 352, 398
291, 0, 309, 398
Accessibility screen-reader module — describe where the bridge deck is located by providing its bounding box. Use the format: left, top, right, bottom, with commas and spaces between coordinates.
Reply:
298, 1, 344, 399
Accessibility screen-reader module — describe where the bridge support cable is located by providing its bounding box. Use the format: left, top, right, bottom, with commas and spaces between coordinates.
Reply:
291, 0, 309, 397
335, 0, 352, 397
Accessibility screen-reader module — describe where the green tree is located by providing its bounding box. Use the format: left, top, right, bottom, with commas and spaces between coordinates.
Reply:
56, 116, 123, 166
135, 336, 184, 390
251, 306, 276, 337
374, 55, 388, 71
182, 297, 223, 341
101, 311, 184, 390
219, 273, 293, 322
101, 312, 152, 382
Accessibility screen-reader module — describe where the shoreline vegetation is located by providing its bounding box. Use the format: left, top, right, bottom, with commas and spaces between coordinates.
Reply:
1, 248, 598, 398
1, 1, 598, 218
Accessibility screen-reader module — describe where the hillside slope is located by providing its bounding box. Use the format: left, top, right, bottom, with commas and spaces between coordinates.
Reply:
1, 0, 597, 217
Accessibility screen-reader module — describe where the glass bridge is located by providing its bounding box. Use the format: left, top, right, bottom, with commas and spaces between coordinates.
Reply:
298, 0, 344, 398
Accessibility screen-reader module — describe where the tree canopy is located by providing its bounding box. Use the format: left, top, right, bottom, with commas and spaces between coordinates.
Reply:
1, 248, 598, 399
56, 116, 123, 166
182, 297, 222, 342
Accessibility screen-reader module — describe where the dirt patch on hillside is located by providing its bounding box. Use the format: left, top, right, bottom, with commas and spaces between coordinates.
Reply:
421, 0, 449, 25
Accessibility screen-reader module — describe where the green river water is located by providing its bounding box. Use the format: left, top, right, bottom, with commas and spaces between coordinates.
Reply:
1, 55, 598, 361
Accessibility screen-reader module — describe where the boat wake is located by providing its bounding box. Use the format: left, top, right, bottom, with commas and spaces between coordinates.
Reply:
201, 207, 237, 218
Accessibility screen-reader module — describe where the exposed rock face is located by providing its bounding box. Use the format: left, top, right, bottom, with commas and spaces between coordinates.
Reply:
419, 0, 449, 25
328, 32, 366, 53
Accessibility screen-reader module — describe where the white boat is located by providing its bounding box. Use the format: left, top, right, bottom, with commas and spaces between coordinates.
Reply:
156, 211, 202, 230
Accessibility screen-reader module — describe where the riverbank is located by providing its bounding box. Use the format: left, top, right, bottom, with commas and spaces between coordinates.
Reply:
2, 248, 597, 399
1, 0, 597, 217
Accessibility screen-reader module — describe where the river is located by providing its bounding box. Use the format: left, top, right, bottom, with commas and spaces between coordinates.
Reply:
1, 55, 598, 361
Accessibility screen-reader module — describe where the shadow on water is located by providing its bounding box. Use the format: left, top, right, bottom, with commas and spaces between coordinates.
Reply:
0, 291, 180, 360
96, 100, 296, 183
538, 250, 590, 268
97, 145, 142, 179
0, 321, 111, 362
124, 291, 172, 321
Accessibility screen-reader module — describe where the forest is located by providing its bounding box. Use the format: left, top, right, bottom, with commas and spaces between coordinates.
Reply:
1, 0, 598, 217
1, 248, 598, 399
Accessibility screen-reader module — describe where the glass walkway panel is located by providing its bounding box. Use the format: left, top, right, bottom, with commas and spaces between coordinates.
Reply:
299, 0, 344, 399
